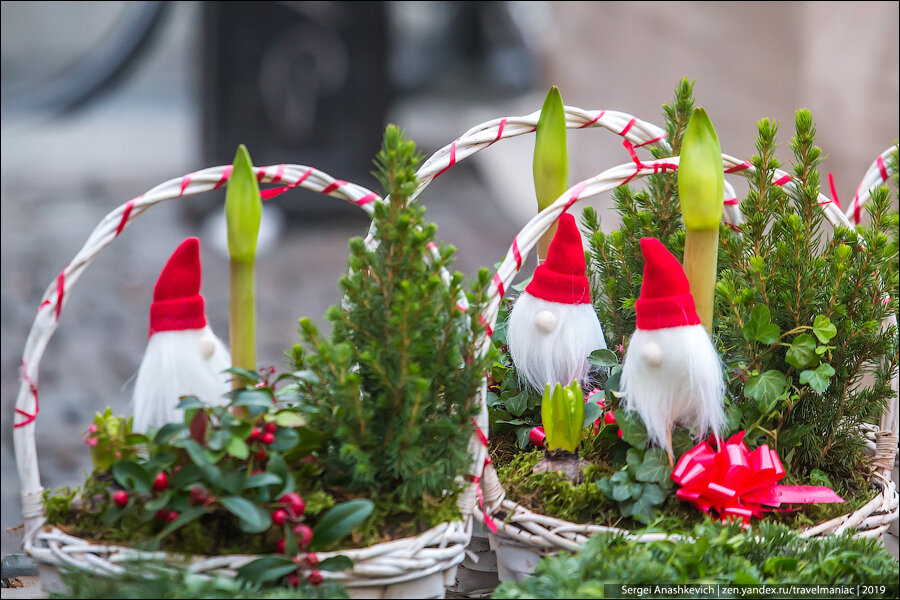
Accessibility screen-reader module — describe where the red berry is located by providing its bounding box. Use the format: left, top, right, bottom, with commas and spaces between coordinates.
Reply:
265, 422, 278, 433
88, 424, 98, 433
276, 538, 286, 554
285, 573, 300, 588
307, 570, 323, 586
293, 523, 313, 548
604, 411, 617, 426
155, 509, 168, 521
304, 553, 319, 567
272, 509, 288, 525
255, 448, 267, 460
167, 511, 178, 522
279, 493, 306, 518
113, 490, 128, 508
261, 432, 275, 445
249, 427, 261, 440
618, 429, 624, 439
153, 471, 169, 492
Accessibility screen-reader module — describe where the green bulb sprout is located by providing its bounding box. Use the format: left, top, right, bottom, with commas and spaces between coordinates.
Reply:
533, 86, 569, 265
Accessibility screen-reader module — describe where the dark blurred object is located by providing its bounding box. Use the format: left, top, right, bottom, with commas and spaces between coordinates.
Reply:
1, 1, 169, 119
198, 1, 390, 224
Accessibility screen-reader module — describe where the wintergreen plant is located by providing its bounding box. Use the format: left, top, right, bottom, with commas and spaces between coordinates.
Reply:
290, 125, 494, 509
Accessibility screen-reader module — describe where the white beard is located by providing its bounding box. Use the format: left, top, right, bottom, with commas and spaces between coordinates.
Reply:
132, 325, 231, 433
507, 292, 607, 392
620, 325, 725, 452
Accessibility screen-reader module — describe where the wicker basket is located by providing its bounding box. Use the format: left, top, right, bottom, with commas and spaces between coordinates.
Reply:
11, 163, 494, 599
397, 106, 900, 581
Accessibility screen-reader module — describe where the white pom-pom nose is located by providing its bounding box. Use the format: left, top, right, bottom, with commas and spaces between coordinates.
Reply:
534, 310, 558, 334
198, 334, 217, 360
641, 341, 663, 367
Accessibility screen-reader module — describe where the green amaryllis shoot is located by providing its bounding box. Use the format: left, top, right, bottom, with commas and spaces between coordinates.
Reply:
225, 145, 262, 382
541, 380, 584, 454
533, 86, 569, 265
678, 108, 723, 333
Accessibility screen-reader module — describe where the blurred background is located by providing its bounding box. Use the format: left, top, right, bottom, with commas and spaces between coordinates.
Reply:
2, 1, 898, 557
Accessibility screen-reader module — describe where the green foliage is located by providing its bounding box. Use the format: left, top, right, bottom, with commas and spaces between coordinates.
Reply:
717, 114, 899, 480
45, 369, 369, 560
53, 560, 347, 599
86, 407, 147, 471
290, 126, 494, 510
493, 520, 899, 598
541, 380, 585, 453
584, 80, 899, 488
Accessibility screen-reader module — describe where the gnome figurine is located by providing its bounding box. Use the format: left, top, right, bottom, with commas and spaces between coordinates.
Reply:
132, 238, 230, 433
507, 212, 607, 391
620, 238, 725, 462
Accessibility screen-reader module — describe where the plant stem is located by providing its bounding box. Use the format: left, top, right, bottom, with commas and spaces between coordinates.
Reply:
230, 258, 256, 387
683, 227, 718, 333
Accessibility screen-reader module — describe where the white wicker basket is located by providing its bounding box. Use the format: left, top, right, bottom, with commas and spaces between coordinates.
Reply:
396, 106, 899, 581
12, 163, 493, 599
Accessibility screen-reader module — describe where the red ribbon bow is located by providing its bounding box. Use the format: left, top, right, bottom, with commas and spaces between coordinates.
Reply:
671, 431, 844, 524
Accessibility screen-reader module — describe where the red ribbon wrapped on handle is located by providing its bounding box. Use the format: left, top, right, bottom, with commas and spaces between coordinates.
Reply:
671, 431, 844, 524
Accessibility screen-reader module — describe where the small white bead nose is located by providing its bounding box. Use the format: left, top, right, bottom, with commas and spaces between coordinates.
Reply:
641, 341, 663, 367
199, 335, 217, 360
534, 310, 558, 334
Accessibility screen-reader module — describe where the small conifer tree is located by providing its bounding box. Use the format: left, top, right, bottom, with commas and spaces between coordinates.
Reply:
291, 126, 494, 507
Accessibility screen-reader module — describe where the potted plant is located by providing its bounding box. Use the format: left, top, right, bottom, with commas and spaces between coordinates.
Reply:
14, 127, 497, 599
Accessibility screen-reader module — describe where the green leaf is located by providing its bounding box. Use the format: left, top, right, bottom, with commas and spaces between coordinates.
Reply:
317, 555, 354, 572
309, 499, 374, 550
225, 436, 249, 460
634, 448, 672, 483
225, 144, 262, 262
678, 107, 724, 230
640, 482, 667, 505
220, 496, 272, 533
625, 448, 644, 471
582, 401, 603, 430
274, 411, 306, 427
723, 404, 743, 437
505, 390, 529, 417
179, 439, 221, 483
267, 453, 295, 497
153, 423, 187, 445
208, 428, 231, 452
176, 396, 204, 410
237, 555, 299, 584
785, 333, 818, 369
245, 472, 282, 488
743, 370, 789, 406
232, 390, 274, 409
812, 315, 837, 343
742, 305, 780, 345
533, 86, 568, 213
800, 363, 835, 393
611, 482, 638, 502
224, 367, 261, 384
144, 490, 172, 513
269, 428, 300, 453
596, 477, 613, 498
515, 427, 531, 449
616, 410, 649, 449
112, 461, 152, 493
588, 348, 618, 367
154, 506, 207, 541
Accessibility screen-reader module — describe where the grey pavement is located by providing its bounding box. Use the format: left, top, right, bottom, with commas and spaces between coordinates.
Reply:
2, 0, 897, 574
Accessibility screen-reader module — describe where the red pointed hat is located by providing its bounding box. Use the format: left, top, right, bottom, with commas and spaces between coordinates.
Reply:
524, 212, 591, 304
635, 237, 700, 330
149, 238, 207, 336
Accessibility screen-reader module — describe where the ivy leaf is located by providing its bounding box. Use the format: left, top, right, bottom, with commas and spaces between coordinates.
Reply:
596, 477, 613, 498
582, 402, 603, 430
785, 333, 818, 369
514, 427, 531, 449
743, 370, 788, 407
309, 499, 374, 551
505, 390, 529, 417
723, 404, 743, 438
640, 482, 667, 506
616, 410, 649, 449
634, 448, 672, 483
800, 363, 836, 393
220, 496, 271, 533
588, 348, 619, 367
812, 315, 837, 343
625, 448, 644, 471
742, 305, 780, 345
611, 481, 640, 502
